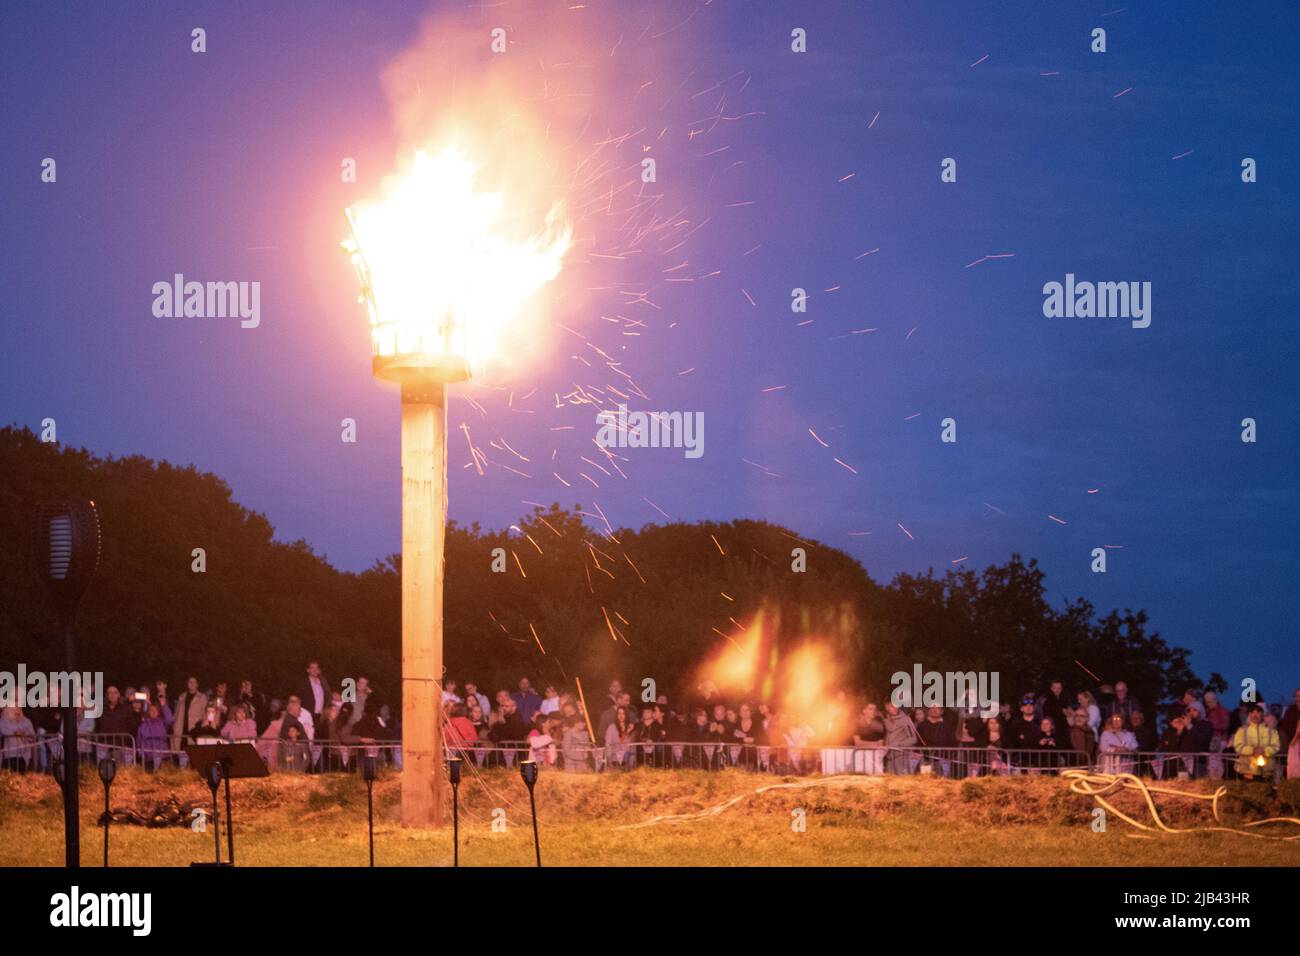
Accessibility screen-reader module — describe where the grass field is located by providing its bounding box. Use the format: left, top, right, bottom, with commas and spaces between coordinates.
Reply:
3, 766, 1298, 867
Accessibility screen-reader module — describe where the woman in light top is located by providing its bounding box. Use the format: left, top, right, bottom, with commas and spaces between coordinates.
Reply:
1098, 712, 1138, 774
1076, 690, 1102, 738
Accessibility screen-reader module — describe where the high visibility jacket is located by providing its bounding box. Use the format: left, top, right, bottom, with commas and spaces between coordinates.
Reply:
1232, 723, 1280, 777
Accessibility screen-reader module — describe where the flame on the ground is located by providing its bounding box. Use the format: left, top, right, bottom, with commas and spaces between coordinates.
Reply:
698, 611, 850, 743
779, 643, 851, 741
699, 611, 773, 701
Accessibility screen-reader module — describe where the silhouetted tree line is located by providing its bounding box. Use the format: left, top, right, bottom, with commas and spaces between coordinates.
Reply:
0, 426, 1200, 707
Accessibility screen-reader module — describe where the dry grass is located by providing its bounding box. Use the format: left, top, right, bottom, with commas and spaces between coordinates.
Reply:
2, 767, 1297, 867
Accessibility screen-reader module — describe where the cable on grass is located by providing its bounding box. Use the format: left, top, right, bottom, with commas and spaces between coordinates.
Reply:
615, 774, 876, 830
615, 769, 1300, 840
1061, 769, 1300, 840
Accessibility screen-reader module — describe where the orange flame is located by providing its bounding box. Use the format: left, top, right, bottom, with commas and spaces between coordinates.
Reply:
697, 611, 851, 744
344, 144, 572, 375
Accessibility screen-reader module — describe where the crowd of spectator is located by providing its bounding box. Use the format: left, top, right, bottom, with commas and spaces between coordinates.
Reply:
439, 675, 1300, 782
3, 665, 1299, 785
0, 661, 398, 774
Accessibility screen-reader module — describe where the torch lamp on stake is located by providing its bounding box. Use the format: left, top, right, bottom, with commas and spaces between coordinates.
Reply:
98, 757, 115, 867
205, 762, 223, 865
363, 752, 378, 867
33, 499, 102, 869
448, 757, 462, 866
343, 146, 571, 828
520, 759, 541, 867
52, 757, 67, 837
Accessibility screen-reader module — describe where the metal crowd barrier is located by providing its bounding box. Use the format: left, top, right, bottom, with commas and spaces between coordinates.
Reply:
1, 733, 1278, 782
0, 731, 141, 774
0, 733, 407, 775
435, 743, 1278, 780
439, 741, 1097, 776
1100, 749, 1282, 781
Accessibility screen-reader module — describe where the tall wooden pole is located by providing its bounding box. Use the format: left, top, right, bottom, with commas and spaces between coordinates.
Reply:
400, 385, 448, 827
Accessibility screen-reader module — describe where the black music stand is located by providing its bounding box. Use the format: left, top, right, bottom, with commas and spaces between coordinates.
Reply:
185, 742, 268, 866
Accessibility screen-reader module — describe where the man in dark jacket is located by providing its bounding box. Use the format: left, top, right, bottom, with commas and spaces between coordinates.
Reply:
1158, 715, 1189, 779
1003, 697, 1034, 749
490, 697, 529, 744
511, 678, 543, 724
1185, 706, 1213, 751
1180, 705, 1214, 778
95, 686, 138, 740
1130, 711, 1158, 776
1099, 681, 1140, 725
917, 706, 957, 777
1041, 681, 1070, 742
1006, 696, 1040, 768
297, 661, 331, 725
916, 707, 956, 746
348, 697, 388, 741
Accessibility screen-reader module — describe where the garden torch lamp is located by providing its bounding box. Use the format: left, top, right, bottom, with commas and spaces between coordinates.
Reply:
520, 759, 541, 867
33, 498, 102, 868
98, 757, 115, 867
448, 756, 462, 867
206, 761, 224, 864
343, 145, 570, 828
363, 751, 378, 867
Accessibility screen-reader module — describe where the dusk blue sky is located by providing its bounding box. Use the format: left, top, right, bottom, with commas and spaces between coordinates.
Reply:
4, 1, 1297, 698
